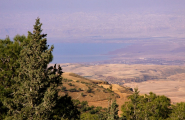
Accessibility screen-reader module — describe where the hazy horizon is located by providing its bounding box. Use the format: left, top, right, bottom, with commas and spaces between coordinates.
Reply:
1, 0, 185, 42
1, 0, 185, 63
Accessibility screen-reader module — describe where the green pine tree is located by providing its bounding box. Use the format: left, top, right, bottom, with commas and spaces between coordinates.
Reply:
121, 89, 171, 120
169, 102, 185, 120
0, 35, 26, 119
121, 88, 141, 120
7, 18, 62, 120
108, 100, 119, 120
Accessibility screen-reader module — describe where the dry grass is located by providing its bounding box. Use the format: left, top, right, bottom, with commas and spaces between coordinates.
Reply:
54, 63, 185, 104
59, 72, 133, 116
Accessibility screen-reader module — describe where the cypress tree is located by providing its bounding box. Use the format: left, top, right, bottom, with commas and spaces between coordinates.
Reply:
108, 100, 119, 120
8, 18, 62, 120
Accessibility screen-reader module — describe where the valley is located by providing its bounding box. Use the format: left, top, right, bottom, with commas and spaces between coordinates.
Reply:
51, 63, 185, 103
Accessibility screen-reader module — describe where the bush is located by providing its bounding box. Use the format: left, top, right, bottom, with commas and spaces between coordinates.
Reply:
69, 88, 78, 92
81, 93, 84, 97
78, 88, 82, 91
63, 78, 68, 82
103, 89, 107, 93
61, 86, 66, 91
89, 94, 93, 97
90, 109, 97, 114
81, 81, 86, 84
87, 87, 93, 93
72, 99, 81, 106
68, 79, 73, 82
106, 88, 113, 93
68, 83, 74, 86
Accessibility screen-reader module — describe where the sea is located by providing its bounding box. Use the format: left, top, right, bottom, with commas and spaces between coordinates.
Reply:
48, 42, 130, 63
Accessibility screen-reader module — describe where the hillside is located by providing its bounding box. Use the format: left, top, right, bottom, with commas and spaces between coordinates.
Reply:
59, 72, 133, 115
51, 63, 185, 103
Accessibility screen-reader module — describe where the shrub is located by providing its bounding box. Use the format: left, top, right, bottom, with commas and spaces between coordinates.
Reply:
68, 79, 73, 82
81, 93, 84, 97
90, 109, 97, 114
103, 89, 107, 93
78, 88, 82, 91
69, 88, 77, 92
61, 86, 66, 91
68, 83, 74, 86
87, 87, 93, 93
81, 81, 86, 84
89, 94, 93, 97
106, 88, 113, 93
63, 78, 68, 82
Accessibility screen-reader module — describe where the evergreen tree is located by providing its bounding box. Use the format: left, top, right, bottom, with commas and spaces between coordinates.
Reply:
121, 89, 171, 120
0, 35, 26, 119
169, 102, 185, 120
108, 100, 119, 120
53, 95, 80, 120
7, 18, 62, 119
146, 92, 171, 119
121, 88, 141, 120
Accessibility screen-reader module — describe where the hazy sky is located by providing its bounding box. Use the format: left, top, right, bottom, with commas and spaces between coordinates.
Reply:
1, 0, 185, 43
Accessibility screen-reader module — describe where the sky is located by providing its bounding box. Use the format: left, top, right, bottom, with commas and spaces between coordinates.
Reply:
1, 0, 185, 43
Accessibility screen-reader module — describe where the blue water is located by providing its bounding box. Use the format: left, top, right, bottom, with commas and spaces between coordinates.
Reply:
49, 43, 130, 63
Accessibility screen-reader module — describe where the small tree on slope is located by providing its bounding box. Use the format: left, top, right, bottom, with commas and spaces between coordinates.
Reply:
7, 18, 62, 120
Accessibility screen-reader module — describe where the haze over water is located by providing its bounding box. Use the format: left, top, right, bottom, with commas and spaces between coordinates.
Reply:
50, 42, 130, 63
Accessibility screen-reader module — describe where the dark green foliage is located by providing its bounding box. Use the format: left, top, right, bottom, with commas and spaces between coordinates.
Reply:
103, 89, 108, 93
0, 35, 27, 119
169, 102, 185, 119
72, 100, 108, 120
107, 88, 113, 93
121, 88, 171, 120
67, 79, 73, 82
80, 113, 99, 120
87, 87, 93, 93
108, 100, 119, 120
81, 81, 86, 84
121, 88, 140, 120
72, 99, 81, 106
6, 18, 62, 119
81, 93, 84, 97
0, 95, 8, 119
68, 83, 74, 86
69, 88, 78, 92
63, 78, 68, 82
78, 88, 82, 91
61, 86, 66, 91
89, 94, 93, 97
53, 95, 80, 120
